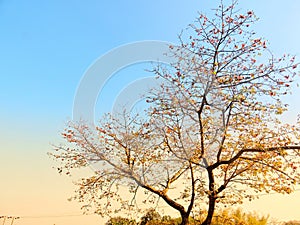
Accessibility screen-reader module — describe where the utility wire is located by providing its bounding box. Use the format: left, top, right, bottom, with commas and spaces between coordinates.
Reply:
21, 213, 94, 219
0, 216, 20, 225
1, 189, 299, 220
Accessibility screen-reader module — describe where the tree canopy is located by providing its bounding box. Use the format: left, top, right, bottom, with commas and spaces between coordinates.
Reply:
50, 1, 300, 225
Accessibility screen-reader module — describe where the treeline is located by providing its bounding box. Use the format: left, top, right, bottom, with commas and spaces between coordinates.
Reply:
105, 208, 269, 225
283, 222, 300, 225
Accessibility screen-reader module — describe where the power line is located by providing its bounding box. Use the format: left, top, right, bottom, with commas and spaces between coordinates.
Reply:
0, 216, 20, 225
21, 213, 94, 219
0, 213, 96, 224
1, 189, 299, 221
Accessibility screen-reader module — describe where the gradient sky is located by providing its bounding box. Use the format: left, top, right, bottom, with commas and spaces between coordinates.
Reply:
1, 1, 300, 225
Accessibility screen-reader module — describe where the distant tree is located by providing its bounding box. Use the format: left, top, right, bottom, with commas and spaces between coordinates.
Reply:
50, 1, 300, 225
105, 216, 137, 225
211, 208, 268, 225
139, 208, 161, 225
284, 221, 300, 225
160, 215, 181, 225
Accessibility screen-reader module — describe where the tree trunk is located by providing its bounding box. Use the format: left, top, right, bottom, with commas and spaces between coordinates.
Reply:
180, 212, 189, 225
201, 195, 216, 225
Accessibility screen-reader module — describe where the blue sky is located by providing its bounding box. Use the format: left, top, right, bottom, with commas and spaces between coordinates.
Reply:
0, 1, 206, 126
1, 1, 300, 224
1, 0, 300, 126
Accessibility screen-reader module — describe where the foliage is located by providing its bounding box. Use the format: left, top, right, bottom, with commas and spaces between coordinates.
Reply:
50, 1, 300, 225
105, 216, 137, 225
139, 208, 162, 225
209, 208, 268, 225
283, 221, 300, 225
106, 208, 269, 225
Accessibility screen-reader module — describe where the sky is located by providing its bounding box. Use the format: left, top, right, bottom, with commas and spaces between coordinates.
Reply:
1, 0, 300, 224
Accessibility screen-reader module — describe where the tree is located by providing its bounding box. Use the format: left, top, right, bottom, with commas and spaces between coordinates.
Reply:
211, 208, 268, 225
105, 216, 137, 225
284, 222, 300, 225
139, 208, 162, 225
50, 1, 300, 225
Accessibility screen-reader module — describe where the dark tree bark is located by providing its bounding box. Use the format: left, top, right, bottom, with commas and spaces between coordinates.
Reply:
180, 212, 190, 225
201, 195, 216, 225
200, 167, 217, 225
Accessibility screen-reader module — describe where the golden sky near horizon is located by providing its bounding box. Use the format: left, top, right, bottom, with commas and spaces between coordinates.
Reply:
1, 132, 300, 225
